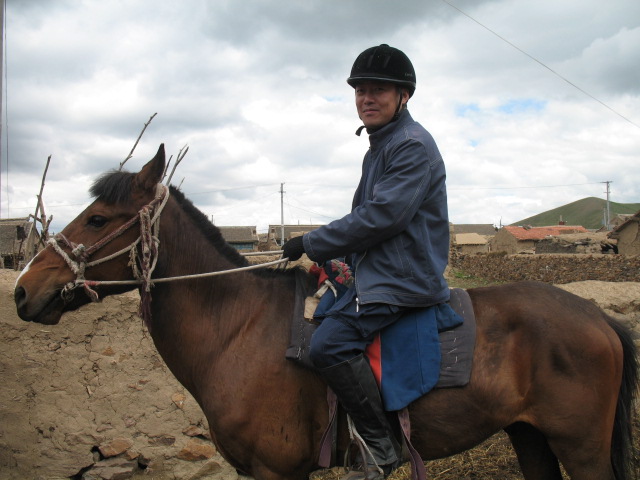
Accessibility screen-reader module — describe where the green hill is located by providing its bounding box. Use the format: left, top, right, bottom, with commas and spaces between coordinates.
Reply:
511, 197, 640, 230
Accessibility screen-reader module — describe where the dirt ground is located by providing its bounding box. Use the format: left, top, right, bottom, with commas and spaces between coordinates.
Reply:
1, 268, 639, 480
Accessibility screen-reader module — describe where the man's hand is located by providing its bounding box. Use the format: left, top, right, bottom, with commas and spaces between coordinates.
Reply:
282, 236, 305, 261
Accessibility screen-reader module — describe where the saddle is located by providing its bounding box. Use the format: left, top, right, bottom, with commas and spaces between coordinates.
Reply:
286, 263, 476, 400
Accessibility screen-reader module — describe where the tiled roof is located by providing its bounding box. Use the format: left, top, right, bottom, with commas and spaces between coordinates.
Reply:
504, 225, 588, 241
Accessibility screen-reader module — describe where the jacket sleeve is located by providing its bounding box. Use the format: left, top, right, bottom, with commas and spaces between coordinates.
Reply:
304, 138, 434, 262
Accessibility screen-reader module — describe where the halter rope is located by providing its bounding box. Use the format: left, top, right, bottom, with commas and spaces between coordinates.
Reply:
48, 184, 290, 313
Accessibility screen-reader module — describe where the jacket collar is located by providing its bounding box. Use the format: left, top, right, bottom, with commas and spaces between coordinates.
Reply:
367, 109, 412, 148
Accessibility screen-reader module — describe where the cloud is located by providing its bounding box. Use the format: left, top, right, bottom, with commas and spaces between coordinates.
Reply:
1, 0, 639, 236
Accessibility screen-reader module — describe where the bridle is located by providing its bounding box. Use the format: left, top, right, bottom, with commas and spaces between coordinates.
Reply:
47, 183, 289, 311
48, 184, 171, 305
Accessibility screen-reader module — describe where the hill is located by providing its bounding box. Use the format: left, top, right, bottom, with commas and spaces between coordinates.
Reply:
511, 197, 640, 230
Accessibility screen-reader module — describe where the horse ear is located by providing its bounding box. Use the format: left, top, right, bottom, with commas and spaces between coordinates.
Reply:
134, 144, 166, 192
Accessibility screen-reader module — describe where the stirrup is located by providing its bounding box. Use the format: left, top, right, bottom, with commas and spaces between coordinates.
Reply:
343, 416, 397, 480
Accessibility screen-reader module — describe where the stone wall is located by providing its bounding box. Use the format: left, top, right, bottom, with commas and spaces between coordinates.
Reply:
452, 253, 640, 284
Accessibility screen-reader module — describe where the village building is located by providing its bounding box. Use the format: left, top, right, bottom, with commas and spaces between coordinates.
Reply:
490, 225, 588, 254
454, 233, 490, 255
0, 218, 42, 269
267, 224, 323, 246
610, 213, 635, 229
218, 226, 259, 252
535, 232, 615, 254
608, 210, 640, 256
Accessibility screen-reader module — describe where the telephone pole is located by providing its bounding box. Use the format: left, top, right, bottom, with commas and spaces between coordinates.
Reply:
0, 0, 4, 218
280, 183, 285, 246
602, 180, 612, 230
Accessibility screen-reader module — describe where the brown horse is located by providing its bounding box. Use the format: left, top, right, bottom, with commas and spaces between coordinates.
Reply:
14, 145, 637, 480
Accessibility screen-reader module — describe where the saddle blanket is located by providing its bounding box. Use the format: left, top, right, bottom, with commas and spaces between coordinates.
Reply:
286, 264, 477, 411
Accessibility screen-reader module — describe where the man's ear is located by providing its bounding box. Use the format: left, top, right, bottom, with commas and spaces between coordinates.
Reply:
401, 89, 410, 107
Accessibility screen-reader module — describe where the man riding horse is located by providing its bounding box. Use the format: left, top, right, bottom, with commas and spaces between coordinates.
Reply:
283, 44, 451, 480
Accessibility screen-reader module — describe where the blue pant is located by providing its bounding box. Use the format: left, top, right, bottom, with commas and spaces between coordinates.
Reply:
308, 287, 408, 369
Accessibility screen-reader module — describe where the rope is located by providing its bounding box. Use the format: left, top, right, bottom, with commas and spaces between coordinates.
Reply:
46, 182, 293, 324
346, 416, 384, 477
48, 191, 289, 286
72, 257, 291, 287
48, 185, 170, 306
241, 250, 283, 257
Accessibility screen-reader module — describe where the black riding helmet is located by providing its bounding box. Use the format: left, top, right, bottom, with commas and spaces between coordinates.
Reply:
347, 44, 416, 97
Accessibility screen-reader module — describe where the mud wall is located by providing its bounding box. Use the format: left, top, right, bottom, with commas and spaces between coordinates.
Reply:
452, 253, 640, 284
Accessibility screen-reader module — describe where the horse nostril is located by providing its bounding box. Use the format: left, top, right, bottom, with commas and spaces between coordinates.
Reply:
14, 285, 26, 309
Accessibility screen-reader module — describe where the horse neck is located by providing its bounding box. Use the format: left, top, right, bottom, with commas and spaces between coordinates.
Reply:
143, 199, 295, 395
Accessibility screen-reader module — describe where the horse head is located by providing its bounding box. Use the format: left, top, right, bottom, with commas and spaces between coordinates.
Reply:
15, 144, 167, 325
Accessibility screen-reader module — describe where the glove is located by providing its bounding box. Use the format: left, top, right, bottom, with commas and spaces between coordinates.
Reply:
282, 236, 305, 261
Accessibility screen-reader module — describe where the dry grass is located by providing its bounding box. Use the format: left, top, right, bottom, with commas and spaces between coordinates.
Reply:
311, 431, 545, 480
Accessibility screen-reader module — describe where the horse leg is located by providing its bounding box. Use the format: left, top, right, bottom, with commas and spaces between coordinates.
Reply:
504, 422, 563, 480
545, 434, 616, 480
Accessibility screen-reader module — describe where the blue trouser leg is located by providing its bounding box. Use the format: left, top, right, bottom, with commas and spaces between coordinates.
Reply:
309, 287, 406, 476
309, 287, 405, 369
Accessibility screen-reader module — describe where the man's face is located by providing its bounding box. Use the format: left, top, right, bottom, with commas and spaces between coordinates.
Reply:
355, 82, 408, 130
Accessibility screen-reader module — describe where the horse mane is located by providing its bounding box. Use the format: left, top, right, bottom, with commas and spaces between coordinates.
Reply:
90, 170, 136, 205
168, 186, 250, 268
90, 170, 297, 277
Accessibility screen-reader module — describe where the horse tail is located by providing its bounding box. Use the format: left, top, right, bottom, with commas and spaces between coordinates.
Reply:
607, 317, 639, 480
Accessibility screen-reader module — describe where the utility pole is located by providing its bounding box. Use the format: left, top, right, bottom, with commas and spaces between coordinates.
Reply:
0, 0, 4, 218
602, 180, 612, 230
280, 183, 285, 246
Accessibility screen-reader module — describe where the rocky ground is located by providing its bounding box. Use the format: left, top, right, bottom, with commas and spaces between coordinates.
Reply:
1, 268, 639, 480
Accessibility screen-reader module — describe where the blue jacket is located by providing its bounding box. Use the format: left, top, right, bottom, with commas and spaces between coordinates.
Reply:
303, 109, 450, 307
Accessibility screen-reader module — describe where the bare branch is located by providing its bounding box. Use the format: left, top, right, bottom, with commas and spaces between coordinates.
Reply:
162, 154, 174, 183
119, 112, 158, 171
32, 155, 51, 247
165, 144, 189, 186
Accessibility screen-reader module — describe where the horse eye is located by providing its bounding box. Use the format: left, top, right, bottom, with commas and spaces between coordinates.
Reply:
87, 215, 108, 228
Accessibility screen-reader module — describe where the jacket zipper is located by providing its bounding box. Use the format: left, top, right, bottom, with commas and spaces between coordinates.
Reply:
354, 250, 367, 312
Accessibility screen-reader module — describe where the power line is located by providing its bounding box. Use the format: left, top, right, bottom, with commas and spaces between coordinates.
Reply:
442, 0, 640, 130
449, 181, 603, 191
187, 183, 279, 196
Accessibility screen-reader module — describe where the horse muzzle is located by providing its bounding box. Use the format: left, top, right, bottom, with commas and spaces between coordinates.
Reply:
14, 283, 65, 325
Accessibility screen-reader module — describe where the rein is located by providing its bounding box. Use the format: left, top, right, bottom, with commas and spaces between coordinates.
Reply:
48, 184, 290, 311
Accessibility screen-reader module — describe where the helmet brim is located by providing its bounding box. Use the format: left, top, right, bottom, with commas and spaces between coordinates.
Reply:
347, 75, 416, 97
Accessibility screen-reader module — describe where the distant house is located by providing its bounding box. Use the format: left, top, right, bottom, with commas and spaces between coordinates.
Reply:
608, 210, 640, 256
490, 225, 588, 254
610, 213, 634, 229
0, 218, 41, 268
454, 233, 490, 254
268, 224, 323, 246
535, 232, 613, 254
218, 226, 259, 252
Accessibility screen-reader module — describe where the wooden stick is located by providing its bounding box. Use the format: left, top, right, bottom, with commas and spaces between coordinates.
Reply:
119, 112, 158, 170
165, 144, 189, 186
32, 155, 52, 248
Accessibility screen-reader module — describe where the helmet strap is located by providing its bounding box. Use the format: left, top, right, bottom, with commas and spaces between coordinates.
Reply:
392, 87, 407, 120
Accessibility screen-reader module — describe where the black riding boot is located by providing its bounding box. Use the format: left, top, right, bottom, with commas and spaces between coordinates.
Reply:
321, 354, 402, 480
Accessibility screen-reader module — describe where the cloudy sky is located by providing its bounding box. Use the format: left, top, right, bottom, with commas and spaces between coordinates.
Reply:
1, 0, 639, 235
